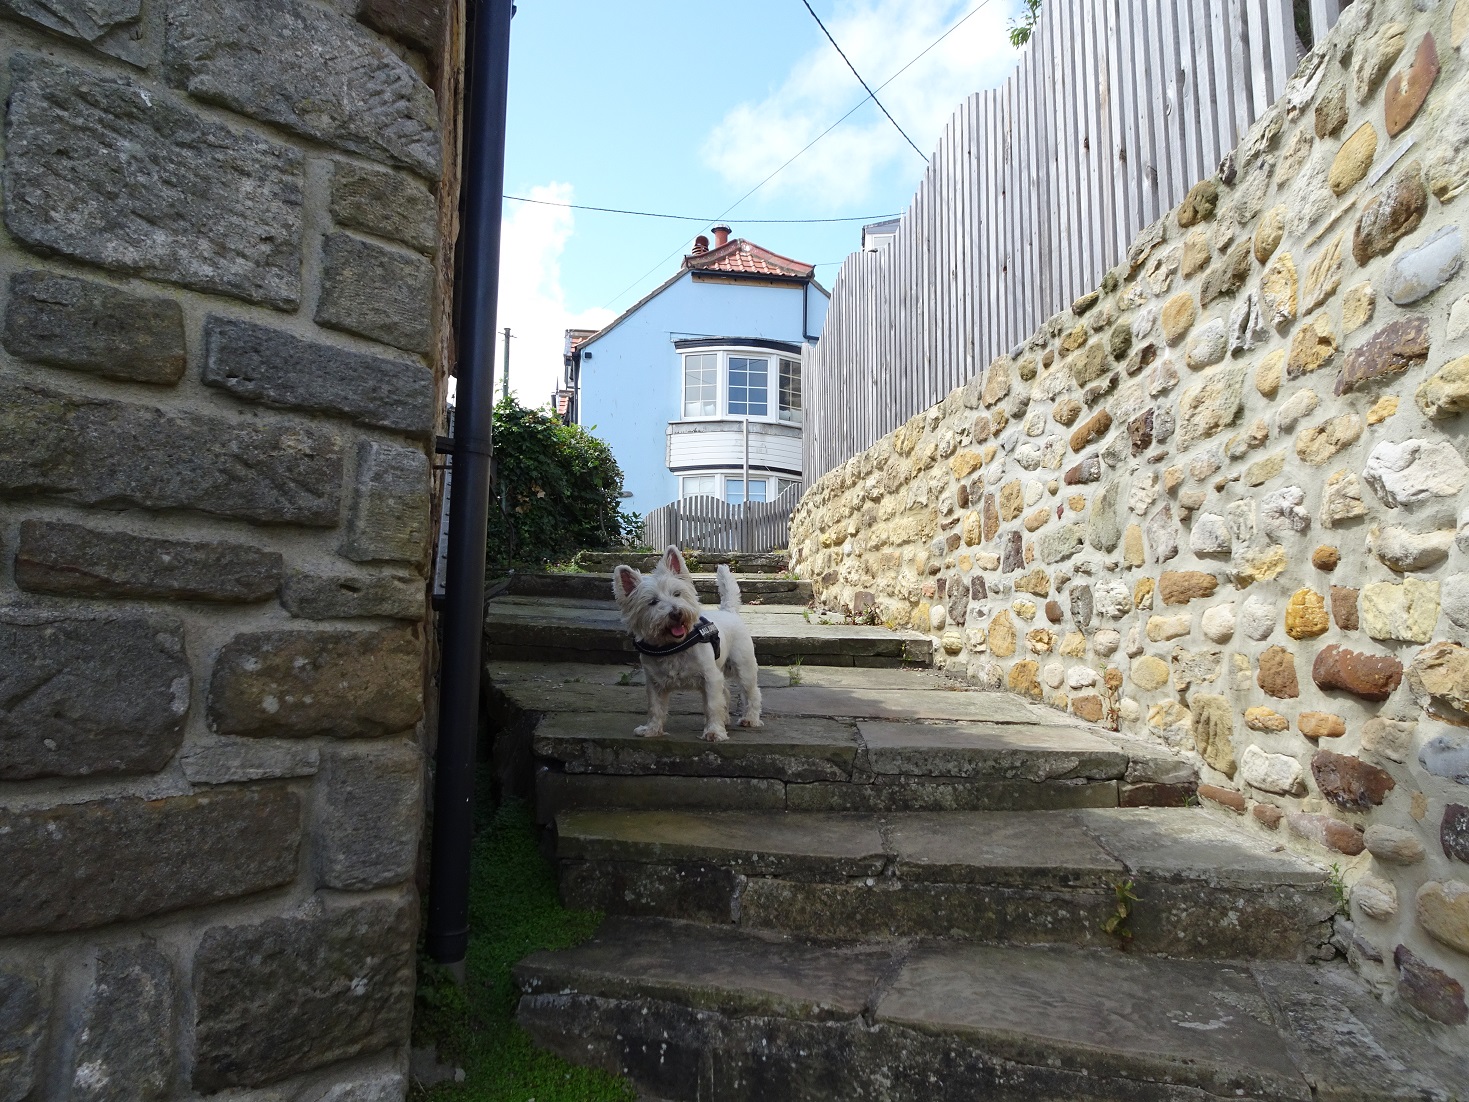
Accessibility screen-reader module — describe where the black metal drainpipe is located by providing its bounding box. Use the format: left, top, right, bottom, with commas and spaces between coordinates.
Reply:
426, 0, 514, 967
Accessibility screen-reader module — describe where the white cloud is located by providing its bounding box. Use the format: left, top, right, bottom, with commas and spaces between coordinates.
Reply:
702, 0, 1021, 206
490, 183, 614, 409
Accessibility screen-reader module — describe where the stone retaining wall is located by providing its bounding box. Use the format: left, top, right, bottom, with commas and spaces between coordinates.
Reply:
0, 1, 452, 1097
793, 0, 1469, 1031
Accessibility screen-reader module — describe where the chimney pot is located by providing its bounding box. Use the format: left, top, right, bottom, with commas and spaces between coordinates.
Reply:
712, 224, 731, 248
692, 234, 709, 255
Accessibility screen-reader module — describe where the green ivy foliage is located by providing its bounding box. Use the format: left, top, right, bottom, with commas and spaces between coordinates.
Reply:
485, 397, 642, 571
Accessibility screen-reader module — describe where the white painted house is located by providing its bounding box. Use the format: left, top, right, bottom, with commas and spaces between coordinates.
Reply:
564, 226, 829, 516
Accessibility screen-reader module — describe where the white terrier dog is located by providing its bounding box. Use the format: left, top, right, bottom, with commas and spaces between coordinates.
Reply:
611, 546, 762, 742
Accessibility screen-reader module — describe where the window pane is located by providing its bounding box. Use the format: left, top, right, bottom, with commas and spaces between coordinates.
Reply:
682, 475, 715, 499
779, 358, 802, 423
683, 354, 717, 418
725, 478, 766, 504
727, 356, 768, 417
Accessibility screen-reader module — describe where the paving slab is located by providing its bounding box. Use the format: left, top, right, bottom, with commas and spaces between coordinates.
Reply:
885, 812, 1124, 887
556, 809, 886, 879
574, 551, 789, 574
531, 712, 861, 782
516, 919, 1462, 1101
484, 595, 930, 666
514, 916, 888, 1021
1252, 961, 1469, 1101
535, 773, 788, 823
552, 807, 1335, 957
784, 777, 1121, 812
486, 660, 956, 691
1077, 806, 1328, 887
506, 571, 812, 605
877, 943, 1309, 1099
858, 721, 1126, 780
758, 686, 1050, 722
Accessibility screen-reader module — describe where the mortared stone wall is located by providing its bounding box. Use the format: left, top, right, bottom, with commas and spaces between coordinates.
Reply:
0, 0, 453, 1097
793, 0, 1469, 1031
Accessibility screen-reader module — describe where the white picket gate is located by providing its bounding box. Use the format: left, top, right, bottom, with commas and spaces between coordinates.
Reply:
643, 488, 800, 553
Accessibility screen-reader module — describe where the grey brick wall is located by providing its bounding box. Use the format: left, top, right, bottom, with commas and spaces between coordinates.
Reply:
0, 1, 452, 1097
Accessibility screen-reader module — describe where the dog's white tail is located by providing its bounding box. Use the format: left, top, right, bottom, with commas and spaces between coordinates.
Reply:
715, 564, 741, 612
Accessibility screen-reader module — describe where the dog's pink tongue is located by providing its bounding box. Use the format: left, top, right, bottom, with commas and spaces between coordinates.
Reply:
670, 623, 687, 638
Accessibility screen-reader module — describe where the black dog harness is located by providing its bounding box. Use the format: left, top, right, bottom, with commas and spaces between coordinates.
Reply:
633, 616, 721, 661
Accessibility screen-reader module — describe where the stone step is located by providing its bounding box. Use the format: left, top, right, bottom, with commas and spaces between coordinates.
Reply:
482, 597, 930, 667
484, 663, 1196, 815
551, 807, 1336, 961
504, 571, 813, 605
516, 918, 1466, 1102
575, 550, 790, 574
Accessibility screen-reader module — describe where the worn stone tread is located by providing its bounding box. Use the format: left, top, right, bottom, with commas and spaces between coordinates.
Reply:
557, 810, 887, 878
574, 551, 790, 574
507, 572, 813, 605
494, 663, 1190, 813
553, 808, 1335, 958
555, 807, 1322, 888
532, 712, 863, 782
484, 595, 931, 666
859, 720, 1126, 778
516, 918, 888, 1022
497, 672, 1073, 725
516, 918, 1464, 1101
486, 660, 956, 690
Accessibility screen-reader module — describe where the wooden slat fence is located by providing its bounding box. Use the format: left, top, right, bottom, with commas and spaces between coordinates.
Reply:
644, 488, 801, 553
805, 0, 1345, 481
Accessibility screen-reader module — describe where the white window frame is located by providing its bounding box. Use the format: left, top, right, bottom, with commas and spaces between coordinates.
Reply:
679, 471, 781, 503
778, 356, 802, 424
724, 476, 769, 504
681, 352, 719, 420
680, 474, 718, 499
677, 347, 801, 425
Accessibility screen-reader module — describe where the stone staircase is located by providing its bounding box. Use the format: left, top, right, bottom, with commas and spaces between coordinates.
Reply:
486, 636, 1467, 1099
485, 549, 924, 665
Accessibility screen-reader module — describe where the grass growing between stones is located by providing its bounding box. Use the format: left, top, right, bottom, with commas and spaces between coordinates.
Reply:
412, 797, 635, 1102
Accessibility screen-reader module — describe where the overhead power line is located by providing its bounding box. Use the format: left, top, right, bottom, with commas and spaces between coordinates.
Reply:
503, 194, 898, 223
798, 0, 926, 159
599, 0, 997, 311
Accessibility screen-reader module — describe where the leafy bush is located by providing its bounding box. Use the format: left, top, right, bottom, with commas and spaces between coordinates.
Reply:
485, 398, 641, 571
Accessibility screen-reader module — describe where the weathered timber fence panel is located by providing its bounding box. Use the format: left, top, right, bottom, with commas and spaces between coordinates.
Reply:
645, 488, 800, 554
804, 0, 1344, 481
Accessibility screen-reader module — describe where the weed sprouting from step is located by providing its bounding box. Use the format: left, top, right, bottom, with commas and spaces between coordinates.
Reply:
411, 798, 635, 1102
788, 657, 803, 687
1328, 863, 1351, 918
615, 670, 635, 686
1101, 879, 1139, 949
802, 608, 812, 623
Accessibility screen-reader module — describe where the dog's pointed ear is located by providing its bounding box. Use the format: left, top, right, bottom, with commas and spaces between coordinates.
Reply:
664, 545, 688, 575
612, 565, 641, 599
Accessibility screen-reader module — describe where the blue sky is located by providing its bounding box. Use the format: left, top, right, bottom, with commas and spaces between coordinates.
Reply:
495, 0, 1027, 405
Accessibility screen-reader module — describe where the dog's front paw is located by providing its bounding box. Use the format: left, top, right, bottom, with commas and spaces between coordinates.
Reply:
738, 715, 764, 728
702, 726, 729, 742
635, 724, 664, 738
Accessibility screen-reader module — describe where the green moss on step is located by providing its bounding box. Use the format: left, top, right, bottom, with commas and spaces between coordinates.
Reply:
411, 797, 635, 1102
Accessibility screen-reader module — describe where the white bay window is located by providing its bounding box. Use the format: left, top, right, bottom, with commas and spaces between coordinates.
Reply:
679, 348, 801, 423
